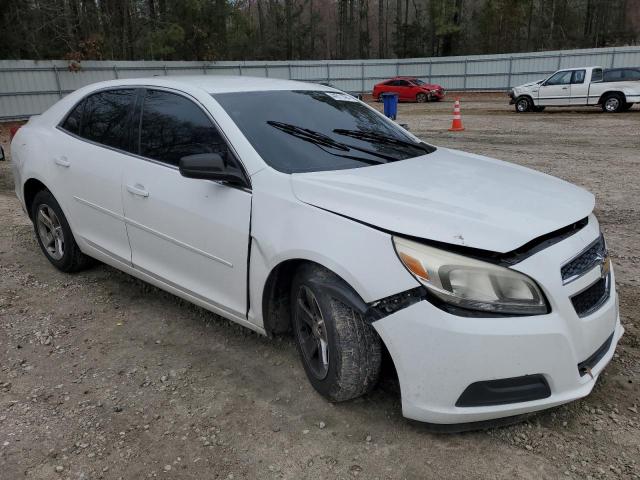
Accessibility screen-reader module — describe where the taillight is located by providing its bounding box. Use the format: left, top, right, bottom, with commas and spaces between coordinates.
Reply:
9, 125, 21, 141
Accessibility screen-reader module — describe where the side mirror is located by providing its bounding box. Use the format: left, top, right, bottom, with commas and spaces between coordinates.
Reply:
179, 153, 247, 187
0, 146, 5, 161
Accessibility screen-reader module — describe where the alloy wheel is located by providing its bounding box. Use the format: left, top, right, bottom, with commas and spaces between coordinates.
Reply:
517, 99, 529, 112
295, 285, 330, 379
36, 204, 64, 260
605, 97, 620, 112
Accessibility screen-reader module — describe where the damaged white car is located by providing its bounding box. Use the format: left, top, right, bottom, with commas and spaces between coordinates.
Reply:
11, 77, 623, 426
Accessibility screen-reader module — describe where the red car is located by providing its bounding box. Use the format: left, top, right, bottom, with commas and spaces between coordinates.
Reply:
372, 77, 445, 102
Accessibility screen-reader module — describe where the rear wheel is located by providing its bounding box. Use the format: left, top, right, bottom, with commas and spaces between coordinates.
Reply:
601, 93, 624, 113
515, 96, 532, 113
31, 190, 94, 272
291, 264, 381, 402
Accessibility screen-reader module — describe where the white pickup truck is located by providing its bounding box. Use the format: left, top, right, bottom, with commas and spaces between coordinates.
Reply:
509, 66, 640, 113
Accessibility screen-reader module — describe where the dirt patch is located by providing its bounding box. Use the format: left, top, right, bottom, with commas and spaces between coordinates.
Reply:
1, 96, 639, 479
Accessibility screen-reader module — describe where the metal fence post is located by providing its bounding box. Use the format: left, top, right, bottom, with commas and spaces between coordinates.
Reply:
202, 64, 207, 74
326, 63, 330, 84
361, 63, 365, 93
113, 65, 119, 79
610, 50, 616, 68
427, 60, 432, 83
507, 56, 513, 89
265, 64, 269, 77
463, 59, 468, 90
396, 61, 400, 76
164, 65, 168, 75
557, 53, 562, 70
288, 64, 292, 80
53, 65, 63, 98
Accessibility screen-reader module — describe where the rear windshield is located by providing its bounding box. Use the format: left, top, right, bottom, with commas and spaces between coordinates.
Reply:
213, 90, 434, 173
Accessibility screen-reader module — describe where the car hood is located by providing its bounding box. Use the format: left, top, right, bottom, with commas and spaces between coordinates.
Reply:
515, 79, 544, 89
290, 147, 594, 253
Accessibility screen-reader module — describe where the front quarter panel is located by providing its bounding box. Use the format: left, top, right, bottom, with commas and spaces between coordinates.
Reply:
247, 168, 419, 329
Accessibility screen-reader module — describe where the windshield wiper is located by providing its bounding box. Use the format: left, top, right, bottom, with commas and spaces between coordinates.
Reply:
333, 128, 435, 154
267, 121, 396, 163
268, 121, 350, 151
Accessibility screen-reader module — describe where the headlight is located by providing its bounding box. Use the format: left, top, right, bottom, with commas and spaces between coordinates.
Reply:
393, 237, 548, 315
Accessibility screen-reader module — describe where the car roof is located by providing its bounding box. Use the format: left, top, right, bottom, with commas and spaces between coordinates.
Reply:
79, 75, 335, 95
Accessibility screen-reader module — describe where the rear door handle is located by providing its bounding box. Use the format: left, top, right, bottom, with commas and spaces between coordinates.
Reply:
54, 156, 70, 167
126, 184, 149, 198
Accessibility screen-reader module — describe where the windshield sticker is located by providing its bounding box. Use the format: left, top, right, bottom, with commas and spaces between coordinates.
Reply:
324, 91, 359, 102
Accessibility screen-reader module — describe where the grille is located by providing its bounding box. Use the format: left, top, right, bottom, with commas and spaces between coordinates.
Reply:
561, 234, 606, 284
571, 274, 610, 317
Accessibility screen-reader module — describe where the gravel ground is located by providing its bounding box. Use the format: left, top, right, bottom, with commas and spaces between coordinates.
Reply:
1, 95, 639, 480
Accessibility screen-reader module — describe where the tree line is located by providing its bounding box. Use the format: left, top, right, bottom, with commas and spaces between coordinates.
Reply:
1, 0, 638, 62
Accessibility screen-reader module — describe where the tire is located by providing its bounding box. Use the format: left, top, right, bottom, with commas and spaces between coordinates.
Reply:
515, 96, 532, 113
533, 106, 546, 112
291, 264, 382, 402
31, 189, 94, 273
601, 93, 624, 113
416, 92, 428, 103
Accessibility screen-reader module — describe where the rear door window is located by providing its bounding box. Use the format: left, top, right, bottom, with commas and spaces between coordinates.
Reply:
80, 89, 137, 151
571, 70, 586, 84
80, 89, 136, 151
138, 89, 227, 167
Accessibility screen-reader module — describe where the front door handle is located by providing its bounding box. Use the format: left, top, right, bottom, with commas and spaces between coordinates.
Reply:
561, 87, 569, 90
54, 156, 70, 167
126, 184, 149, 198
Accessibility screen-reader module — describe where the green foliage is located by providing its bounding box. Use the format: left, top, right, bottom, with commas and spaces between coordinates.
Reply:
0, 0, 636, 61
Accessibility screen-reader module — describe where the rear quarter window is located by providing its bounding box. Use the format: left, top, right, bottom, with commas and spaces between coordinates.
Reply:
61, 99, 84, 135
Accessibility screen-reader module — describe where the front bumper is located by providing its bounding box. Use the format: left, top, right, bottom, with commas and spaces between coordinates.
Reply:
373, 216, 623, 424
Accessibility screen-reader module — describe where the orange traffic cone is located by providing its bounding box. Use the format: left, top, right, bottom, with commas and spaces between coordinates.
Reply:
448, 98, 465, 131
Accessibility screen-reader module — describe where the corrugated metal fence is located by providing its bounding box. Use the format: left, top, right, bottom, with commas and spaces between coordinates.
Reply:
1, 46, 640, 120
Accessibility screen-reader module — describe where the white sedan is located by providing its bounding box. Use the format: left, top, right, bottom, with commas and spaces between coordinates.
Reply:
10, 76, 623, 426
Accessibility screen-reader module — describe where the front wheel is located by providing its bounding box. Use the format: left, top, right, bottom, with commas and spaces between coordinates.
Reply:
515, 96, 532, 113
601, 93, 624, 113
416, 92, 428, 103
31, 190, 94, 272
291, 264, 381, 402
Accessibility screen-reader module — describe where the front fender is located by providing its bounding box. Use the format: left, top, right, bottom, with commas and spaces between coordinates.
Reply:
247, 169, 419, 329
